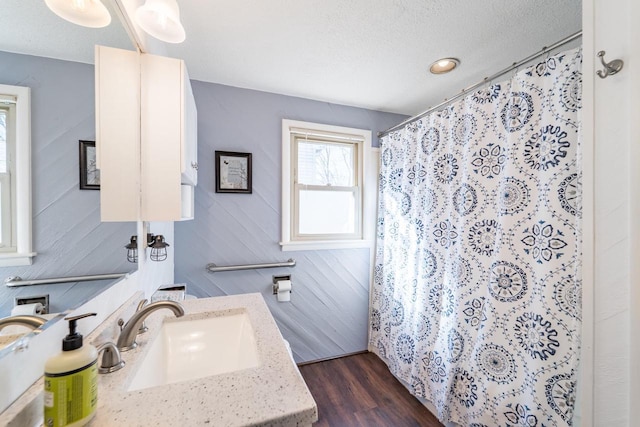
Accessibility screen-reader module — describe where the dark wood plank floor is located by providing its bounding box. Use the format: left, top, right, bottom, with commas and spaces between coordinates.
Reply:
299, 352, 443, 427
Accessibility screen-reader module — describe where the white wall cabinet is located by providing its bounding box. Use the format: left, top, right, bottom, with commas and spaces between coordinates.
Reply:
95, 46, 140, 221
95, 46, 197, 222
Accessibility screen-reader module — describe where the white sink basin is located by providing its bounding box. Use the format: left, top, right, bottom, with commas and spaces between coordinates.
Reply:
128, 309, 260, 391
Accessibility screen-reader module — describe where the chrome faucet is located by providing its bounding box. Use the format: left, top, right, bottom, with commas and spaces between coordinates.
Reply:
135, 299, 149, 334
0, 315, 47, 333
117, 300, 184, 351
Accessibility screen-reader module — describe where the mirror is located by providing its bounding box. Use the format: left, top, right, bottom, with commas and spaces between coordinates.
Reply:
0, 0, 137, 351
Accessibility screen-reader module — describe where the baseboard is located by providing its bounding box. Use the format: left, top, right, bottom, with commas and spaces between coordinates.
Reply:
296, 350, 369, 367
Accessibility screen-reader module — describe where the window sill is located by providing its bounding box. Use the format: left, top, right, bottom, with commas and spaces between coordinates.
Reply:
0, 252, 36, 267
280, 240, 373, 251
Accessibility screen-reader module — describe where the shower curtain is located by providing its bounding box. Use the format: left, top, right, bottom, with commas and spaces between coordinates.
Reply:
370, 48, 582, 426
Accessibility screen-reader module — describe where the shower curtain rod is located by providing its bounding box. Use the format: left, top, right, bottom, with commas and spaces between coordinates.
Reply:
378, 30, 583, 138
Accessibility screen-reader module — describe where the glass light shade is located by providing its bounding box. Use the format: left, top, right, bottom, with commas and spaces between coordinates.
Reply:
135, 0, 186, 44
148, 235, 170, 262
125, 235, 138, 263
44, 0, 111, 28
149, 246, 168, 262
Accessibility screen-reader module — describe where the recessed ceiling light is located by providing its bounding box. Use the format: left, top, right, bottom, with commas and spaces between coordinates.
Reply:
429, 58, 460, 74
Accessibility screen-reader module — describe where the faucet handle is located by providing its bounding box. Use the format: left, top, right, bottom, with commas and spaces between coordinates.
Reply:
136, 299, 149, 334
97, 342, 125, 374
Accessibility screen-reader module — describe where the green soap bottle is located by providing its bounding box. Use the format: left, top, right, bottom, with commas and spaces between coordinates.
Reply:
44, 313, 98, 427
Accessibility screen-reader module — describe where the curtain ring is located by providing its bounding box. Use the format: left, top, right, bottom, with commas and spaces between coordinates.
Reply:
509, 62, 520, 86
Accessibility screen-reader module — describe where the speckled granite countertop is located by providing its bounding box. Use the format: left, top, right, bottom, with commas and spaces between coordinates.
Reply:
92, 293, 317, 427
0, 292, 317, 427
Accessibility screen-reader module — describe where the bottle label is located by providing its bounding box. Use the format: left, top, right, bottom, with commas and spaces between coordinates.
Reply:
44, 390, 54, 407
44, 360, 97, 427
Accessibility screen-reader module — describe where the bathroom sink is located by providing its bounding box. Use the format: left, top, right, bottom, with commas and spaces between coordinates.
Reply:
128, 309, 260, 391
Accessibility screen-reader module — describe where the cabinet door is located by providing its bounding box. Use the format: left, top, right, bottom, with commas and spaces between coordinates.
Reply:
181, 65, 198, 186
140, 53, 182, 221
95, 46, 141, 221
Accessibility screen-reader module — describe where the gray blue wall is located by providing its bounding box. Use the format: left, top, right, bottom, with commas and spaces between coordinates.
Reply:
0, 51, 135, 317
175, 81, 407, 362
0, 50, 410, 362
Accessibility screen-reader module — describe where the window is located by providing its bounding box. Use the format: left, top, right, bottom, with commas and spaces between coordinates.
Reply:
281, 119, 374, 251
0, 84, 33, 266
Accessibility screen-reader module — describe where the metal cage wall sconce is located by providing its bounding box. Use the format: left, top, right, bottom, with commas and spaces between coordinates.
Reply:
125, 234, 170, 263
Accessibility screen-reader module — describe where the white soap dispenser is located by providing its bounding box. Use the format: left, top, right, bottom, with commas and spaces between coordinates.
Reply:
44, 312, 98, 427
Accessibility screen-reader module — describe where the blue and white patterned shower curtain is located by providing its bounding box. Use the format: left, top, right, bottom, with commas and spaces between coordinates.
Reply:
370, 48, 582, 426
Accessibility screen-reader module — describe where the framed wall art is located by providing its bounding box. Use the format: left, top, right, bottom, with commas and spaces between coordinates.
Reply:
215, 151, 252, 194
79, 140, 100, 190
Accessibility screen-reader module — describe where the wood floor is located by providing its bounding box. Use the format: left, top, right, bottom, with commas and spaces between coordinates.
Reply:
299, 352, 443, 427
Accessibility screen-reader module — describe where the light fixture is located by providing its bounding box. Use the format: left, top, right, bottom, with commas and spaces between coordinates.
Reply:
135, 0, 186, 44
126, 233, 170, 262
148, 234, 170, 262
429, 58, 460, 74
125, 235, 138, 263
44, 0, 111, 28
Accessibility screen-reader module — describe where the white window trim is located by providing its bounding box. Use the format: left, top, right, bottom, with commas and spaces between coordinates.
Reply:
281, 119, 375, 251
0, 172, 12, 249
0, 84, 34, 266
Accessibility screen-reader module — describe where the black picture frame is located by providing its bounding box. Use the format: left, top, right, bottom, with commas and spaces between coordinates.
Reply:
79, 140, 100, 190
215, 151, 252, 194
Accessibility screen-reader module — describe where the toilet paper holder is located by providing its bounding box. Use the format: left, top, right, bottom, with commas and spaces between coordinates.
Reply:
272, 275, 292, 295
15, 294, 49, 314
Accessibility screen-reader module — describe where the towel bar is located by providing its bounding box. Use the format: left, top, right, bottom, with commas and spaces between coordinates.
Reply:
4, 273, 129, 287
206, 259, 296, 273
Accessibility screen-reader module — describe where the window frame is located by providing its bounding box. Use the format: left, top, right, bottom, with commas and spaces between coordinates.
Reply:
0, 171, 13, 250
0, 84, 33, 266
281, 119, 374, 251
0, 102, 15, 250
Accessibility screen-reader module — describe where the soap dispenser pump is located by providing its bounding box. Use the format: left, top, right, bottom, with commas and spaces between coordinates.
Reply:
44, 313, 98, 427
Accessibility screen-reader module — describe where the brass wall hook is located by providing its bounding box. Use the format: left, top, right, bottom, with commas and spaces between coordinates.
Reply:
596, 50, 624, 79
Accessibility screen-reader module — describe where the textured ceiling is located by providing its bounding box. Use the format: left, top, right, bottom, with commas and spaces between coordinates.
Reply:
0, 1, 581, 116
0, 0, 133, 64
166, 0, 581, 114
